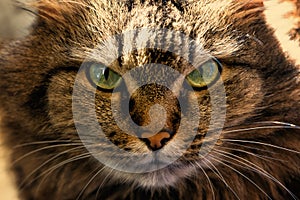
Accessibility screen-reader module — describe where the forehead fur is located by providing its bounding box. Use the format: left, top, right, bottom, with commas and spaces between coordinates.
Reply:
23, 0, 265, 62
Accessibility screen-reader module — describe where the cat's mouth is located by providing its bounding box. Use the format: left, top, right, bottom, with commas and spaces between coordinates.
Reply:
138, 152, 176, 166
100, 134, 220, 188
108, 155, 198, 188
100, 134, 213, 174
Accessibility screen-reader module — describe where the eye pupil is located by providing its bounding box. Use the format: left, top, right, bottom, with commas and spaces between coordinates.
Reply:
87, 63, 122, 90
186, 58, 221, 89
104, 68, 110, 80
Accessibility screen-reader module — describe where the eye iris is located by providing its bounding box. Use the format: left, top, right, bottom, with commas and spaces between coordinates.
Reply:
89, 63, 122, 90
186, 59, 220, 88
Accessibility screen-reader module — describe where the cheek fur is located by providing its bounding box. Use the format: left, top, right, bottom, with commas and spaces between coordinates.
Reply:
222, 66, 263, 126
47, 71, 77, 136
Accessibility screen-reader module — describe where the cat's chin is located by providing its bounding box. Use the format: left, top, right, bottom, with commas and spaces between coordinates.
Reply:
108, 162, 197, 188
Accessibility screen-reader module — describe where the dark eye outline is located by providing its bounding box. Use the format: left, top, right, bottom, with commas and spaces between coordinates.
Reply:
185, 58, 222, 90
85, 62, 123, 92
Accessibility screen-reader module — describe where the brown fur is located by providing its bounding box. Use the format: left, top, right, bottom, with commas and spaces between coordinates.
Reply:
0, 0, 300, 199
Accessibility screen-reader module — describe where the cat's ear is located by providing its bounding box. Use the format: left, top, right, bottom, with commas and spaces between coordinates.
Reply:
29, 0, 69, 23
233, 0, 265, 21
243, 0, 264, 9
0, 0, 36, 40
28, 0, 84, 25
234, 0, 264, 13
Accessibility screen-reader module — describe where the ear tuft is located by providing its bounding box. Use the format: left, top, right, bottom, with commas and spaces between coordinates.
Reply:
236, 0, 264, 12
244, 0, 264, 9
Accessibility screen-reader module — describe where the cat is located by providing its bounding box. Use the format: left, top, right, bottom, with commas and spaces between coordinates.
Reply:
0, 0, 300, 199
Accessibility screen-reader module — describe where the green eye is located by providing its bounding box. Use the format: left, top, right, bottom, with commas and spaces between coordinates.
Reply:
186, 58, 221, 88
88, 63, 122, 90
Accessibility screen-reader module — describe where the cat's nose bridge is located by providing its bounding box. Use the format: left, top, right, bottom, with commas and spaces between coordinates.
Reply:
128, 85, 181, 151
129, 84, 180, 127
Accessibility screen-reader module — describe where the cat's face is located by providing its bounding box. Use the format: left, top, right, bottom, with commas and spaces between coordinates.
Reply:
0, 0, 300, 199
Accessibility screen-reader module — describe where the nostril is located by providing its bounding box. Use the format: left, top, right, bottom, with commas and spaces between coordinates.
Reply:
128, 99, 144, 126
130, 112, 144, 126
140, 131, 172, 151
160, 137, 170, 146
129, 98, 135, 111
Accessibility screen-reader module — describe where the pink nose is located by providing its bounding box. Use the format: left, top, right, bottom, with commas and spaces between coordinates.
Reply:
141, 131, 171, 150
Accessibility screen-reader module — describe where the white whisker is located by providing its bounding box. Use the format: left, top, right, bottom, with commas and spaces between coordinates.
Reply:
25, 153, 91, 192
211, 150, 298, 200
76, 166, 107, 200
14, 140, 81, 148
221, 139, 300, 154
208, 154, 273, 200
21, 146, 86, 187
223, 125, 300, 134
195, 162, 216, 200
95, 167, 115, 199
217, 146, 286, 162
220, 141, 280, 155
12, 143, 83, 166
255, 121, 300, 128
199, 157, 241, 200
